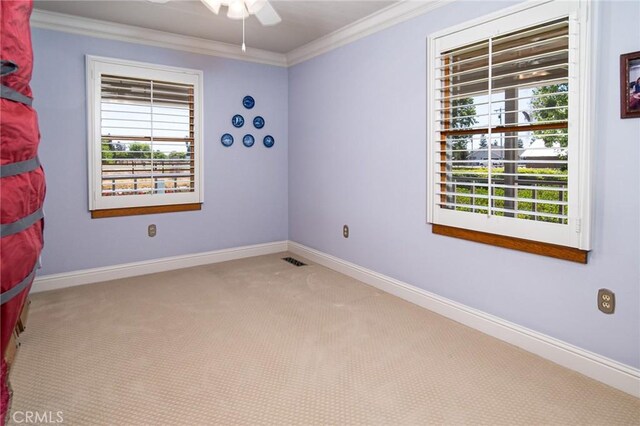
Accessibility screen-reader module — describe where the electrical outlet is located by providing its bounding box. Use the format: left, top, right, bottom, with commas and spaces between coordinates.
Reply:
148, 224, 157, 237
597, 289, 615, 314
343, 225, 349, 238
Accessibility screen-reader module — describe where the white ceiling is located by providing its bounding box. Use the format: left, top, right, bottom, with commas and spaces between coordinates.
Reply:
33, 0, 398, 54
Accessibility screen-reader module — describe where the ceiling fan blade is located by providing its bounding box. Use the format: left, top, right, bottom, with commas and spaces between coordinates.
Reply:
201, 0, 221, 14
254, 2, 281, 26
245, 0, 266, 14
147, 0, 171, 3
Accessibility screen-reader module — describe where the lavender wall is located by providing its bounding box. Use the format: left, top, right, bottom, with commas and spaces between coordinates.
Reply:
288, 0, 640, 369
32, 29, 288, 276
32, 1, 638, 369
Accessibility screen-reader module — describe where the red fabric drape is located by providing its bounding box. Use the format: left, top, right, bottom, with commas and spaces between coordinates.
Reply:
0, 1, 45, 423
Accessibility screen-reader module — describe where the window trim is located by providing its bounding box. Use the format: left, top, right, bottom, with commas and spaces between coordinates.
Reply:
86, 55, 204, 215
90, 203, 202, 219
433, 224, 588, 264
426, 0, 596, 256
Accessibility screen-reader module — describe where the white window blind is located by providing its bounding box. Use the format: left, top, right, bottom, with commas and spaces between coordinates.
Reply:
87, 57, 203, 212
427, 1, 593, 250
100, 75, 195, 197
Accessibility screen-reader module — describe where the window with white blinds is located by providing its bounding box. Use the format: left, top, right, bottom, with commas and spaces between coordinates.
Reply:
427, 1, 593, 251
87, 57, 203, 214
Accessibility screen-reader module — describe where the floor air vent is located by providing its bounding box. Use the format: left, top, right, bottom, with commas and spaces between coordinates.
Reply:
282, 257, 307, 267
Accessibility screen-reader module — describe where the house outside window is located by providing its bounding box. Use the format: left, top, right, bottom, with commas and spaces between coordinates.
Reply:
427, 0, 595, 262
86, 56, 204, 218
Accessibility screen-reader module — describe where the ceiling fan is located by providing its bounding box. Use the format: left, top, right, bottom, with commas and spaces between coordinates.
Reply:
148, 0, 282, 26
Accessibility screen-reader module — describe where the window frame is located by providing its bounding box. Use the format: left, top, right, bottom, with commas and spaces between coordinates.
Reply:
86, 55, 204, 216
426, 0, 595, 258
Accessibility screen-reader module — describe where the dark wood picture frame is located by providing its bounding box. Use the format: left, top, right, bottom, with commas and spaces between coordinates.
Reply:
620, 51, 640, 119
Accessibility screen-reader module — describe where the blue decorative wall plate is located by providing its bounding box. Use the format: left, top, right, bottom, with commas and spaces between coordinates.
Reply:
232, 114, 244, 128
221, 133, 234, 147
243, 134, 255, 147
263, 135, 275, 148
253, 116, 265, 129
243, 96, 255, 109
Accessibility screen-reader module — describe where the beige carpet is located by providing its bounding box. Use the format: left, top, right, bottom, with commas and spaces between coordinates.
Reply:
8, 252, 640, 425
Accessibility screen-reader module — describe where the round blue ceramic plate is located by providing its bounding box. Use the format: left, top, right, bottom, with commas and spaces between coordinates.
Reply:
253, 116, 265, 129
263, 135, 275, 148
221, 133, 234, 147
232, 114, 244, 128
243, 96, 255, 109
243, 134, 255, 147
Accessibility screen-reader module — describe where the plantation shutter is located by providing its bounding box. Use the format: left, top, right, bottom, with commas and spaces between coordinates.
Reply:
427, 0, 594, 251
99, 75, 195, 198
435, 17, 570, 221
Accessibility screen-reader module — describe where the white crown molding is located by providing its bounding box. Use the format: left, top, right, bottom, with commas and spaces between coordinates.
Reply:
31, 1, 456, 69
30, 9, 288, 67
287, 241, 640, 398
285, 0, 456, 66
32, 241, 288, 293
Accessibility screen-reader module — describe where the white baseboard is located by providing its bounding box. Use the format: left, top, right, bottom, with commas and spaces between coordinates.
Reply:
288, 241, 640, 398
33, 241, 288, 293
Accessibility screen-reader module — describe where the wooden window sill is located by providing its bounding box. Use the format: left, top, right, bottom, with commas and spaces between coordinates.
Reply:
432, 224, 588, 264
91, 203, 201, 219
